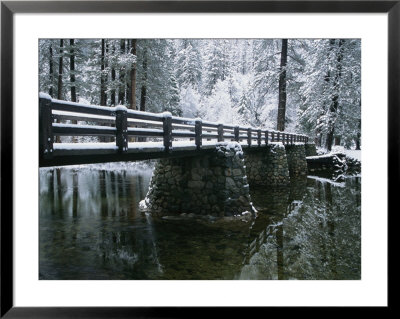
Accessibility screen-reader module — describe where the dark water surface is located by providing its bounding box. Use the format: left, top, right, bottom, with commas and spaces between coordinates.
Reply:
39, 163, 361, 280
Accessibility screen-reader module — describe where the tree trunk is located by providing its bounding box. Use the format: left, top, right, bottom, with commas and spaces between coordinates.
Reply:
326, 128, 335, 151
277, 39, 288, 132
100, 39, 107, 106
326, 131, 334, 151
355, 118, 361, 150
118, 39, 126, 105
138, 47, 148, 142
129, 39, 137, 110
334, 136, 341, 146
69, 39, 76, 102
49, 43, 54, 97
56, 39, 64, 143
69, 39, 77, 136
140, 47, 147, 112
326, 39, 344, 152
314, 135, 320, 147
99, 39, 109, 142
355, 135, 361, 150
57, 39, 64, 100
111, 44, 116, 106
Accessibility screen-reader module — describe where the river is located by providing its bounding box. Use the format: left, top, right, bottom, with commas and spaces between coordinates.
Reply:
39, 162, 361, 280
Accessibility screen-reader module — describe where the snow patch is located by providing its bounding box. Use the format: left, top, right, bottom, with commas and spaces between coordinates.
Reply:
53, 142, 118, 150
115, 105, 128, 112
344, 149, 361, 161
308, 175, 346, 187
39, 92, 52, 100
162, 111, 172, 118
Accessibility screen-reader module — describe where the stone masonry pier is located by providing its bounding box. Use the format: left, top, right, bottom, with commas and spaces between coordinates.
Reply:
143, 143, 254, 217
143, 142, 313, 217
244, 143, 290, 186
284, 144, 308, 178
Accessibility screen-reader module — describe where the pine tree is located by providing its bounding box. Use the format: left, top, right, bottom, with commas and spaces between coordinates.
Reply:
38, 38, 360, 149
175, 39, 202, 90
69, 39, 77, 102
100, 39, 107, 106
128, 39, 137, 109
277, 39, 288, 131
139, 46, 147, 112
297, 39, 361, 149
48, 43, 54, 97
203, 40, 231, 95
57, 39, 64, 100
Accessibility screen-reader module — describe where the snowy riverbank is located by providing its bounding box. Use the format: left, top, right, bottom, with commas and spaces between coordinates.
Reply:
318, 145, 361, 162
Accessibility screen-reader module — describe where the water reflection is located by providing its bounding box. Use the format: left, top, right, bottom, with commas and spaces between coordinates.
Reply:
239, 176, 361, 280
39, 165, 361, 280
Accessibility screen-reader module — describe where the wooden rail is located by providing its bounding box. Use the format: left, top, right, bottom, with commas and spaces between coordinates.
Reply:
39, 93, 309, 167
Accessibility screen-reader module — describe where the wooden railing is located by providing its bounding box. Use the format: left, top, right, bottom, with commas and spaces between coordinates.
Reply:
39, 93, 309, 166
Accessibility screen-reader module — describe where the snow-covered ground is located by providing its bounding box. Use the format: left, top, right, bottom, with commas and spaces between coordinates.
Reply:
343, 149, 361, 161
319, 145, 361, 162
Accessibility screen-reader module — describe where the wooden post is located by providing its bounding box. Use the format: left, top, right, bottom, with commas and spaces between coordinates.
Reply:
291, 134, 293, 144
234, 126, 239, 142
282, 133, 285, 144
163, 112, 172, 153
195, 119, 202, 150
115, 107, 128, 153
217, 124, 224, 142
257, 129, 261, 146
39, 94, 54, 160
271, 132, 275, 142
247, 127, 252, 146
265, 131, 269, 145
277, 132, 280, 143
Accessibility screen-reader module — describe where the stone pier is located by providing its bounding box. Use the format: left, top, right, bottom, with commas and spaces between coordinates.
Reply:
143, 141, 309, 218
143, 142, 254, 217
284, 144, 308, 177
244, 143, 290, 186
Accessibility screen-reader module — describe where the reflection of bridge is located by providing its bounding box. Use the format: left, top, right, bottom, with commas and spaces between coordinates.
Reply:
39, 94, 309, 167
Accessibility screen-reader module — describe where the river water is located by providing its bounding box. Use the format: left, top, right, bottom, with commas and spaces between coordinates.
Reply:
39, 162, 361, 280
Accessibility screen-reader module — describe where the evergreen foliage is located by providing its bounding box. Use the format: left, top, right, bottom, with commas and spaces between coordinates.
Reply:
39, 38, 361, 150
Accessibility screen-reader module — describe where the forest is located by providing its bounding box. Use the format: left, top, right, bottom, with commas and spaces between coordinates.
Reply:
39, 38, 361, 151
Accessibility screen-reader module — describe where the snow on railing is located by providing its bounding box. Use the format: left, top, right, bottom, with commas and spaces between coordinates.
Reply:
39, 94, 309, 162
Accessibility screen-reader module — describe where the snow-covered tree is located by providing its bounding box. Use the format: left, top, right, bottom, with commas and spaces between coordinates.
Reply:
39, 38, 361, 149
297, 39, 361, 150
175, 39, 202, 90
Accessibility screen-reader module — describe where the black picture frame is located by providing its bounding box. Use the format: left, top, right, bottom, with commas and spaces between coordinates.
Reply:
1, 1, 395, 317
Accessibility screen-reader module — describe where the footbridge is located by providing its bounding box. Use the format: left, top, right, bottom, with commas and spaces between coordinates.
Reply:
39, 93, 316, 217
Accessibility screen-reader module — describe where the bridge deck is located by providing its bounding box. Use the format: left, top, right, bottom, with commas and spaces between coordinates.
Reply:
39, 94, 309, 167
